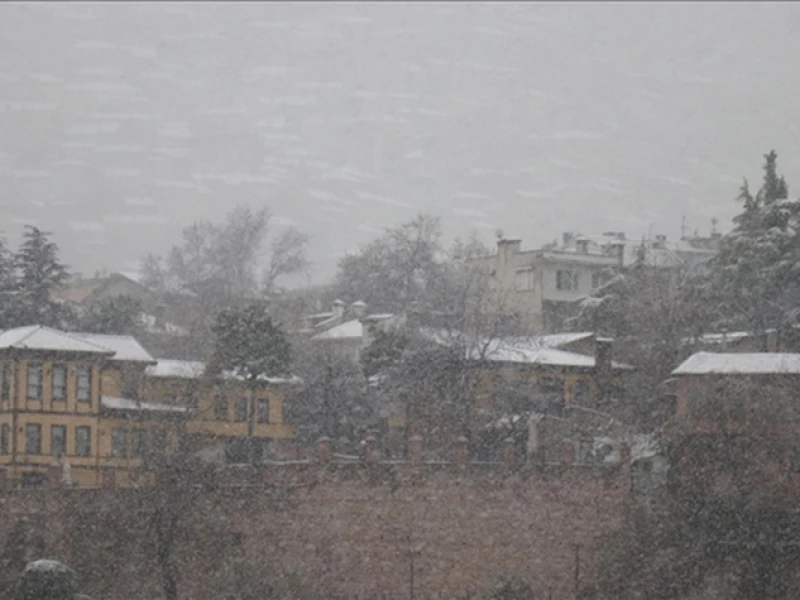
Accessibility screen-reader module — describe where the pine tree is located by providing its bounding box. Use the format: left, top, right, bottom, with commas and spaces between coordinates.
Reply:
78, 296, 143, 335
208, 301, 291, 380
0, 233, 18, 329
702, 150, 800, 341
13, 226, 71, 328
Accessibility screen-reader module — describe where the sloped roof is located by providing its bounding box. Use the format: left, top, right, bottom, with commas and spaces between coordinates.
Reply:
314, 319, 363, 340
420, 328, 632, 370
72, 332, 155, 363
0, 326, 115, 355
101, 395, 186, 413
673, 352, 800, 375
145, 359, 206, 379
145, 359, 303, 385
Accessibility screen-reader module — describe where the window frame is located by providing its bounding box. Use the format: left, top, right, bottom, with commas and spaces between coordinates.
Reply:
555, 269, 579, 292
0, 362, 10, 400
111, 427, 127, 458
186, 394, 198, 417
514, 268, 535, 292
51, 364, 67, 401
25, 423, 42, 455
214, 395, 228, 421
0, 424, 10, 454
234, 398, 248, 423
257, 399, 269, 424
27, 363, 43, 400
76, 365, 92, 403
51, 424, 66, 457
131, 428, 146, 458
75, 425, 91, 457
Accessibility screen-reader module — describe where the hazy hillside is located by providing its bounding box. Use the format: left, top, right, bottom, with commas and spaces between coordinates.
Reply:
2, 3, 800, 283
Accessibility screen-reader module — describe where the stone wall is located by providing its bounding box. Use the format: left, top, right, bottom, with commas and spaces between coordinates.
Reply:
0, 454, 630, 599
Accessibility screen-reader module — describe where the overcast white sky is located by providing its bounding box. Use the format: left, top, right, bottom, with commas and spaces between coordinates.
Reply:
2, 2, 800, 283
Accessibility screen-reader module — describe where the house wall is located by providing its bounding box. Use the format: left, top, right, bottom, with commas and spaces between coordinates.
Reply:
0, 458, 631, 600
0, 354, 296, 488
467, 244, 545, 331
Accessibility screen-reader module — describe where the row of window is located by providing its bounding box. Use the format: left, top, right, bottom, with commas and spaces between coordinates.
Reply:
110, 427, 166, 459
0, 423, 169, 459
181, 395, 270, 423
514, 269, 606, 293
0, 423, 91, 457
29, 363, 92, 402
0, 363, 93, 403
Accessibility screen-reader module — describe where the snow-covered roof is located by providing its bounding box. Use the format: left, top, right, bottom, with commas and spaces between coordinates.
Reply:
139, 313, 189, 336
145, 359, 206, 379
673, 352, 800, 375
313, 319, 363, 340
682, 330, 765, 346
513, 332, 594, 349
554, 232, 717, 269
145, 359, 303, 385
22, 559, 74, 574
101, 395, 186, 413
420, 328, 632, 370
0, 326, 115, 355
72, 332, 155, 363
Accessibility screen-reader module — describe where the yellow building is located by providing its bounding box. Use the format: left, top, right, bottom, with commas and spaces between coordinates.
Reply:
0, 326, 298, 489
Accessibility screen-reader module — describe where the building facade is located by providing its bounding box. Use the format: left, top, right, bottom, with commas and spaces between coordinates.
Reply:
0, 326, 298, 489
468, 231, 720, 332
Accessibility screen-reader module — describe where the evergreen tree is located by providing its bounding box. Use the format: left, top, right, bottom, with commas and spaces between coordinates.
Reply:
77, 296, 143, 335
13, 226, 71, 328
208, 301, 291, 380
0, 233, 18, 329
701, 150, 800, 341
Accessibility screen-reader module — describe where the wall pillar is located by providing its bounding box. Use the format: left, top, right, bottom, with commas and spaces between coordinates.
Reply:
408, 435, 423, 465
316, 437, 333, 463
454, 436, 469, 466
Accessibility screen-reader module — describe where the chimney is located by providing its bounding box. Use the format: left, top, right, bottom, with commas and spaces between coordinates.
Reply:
332, 299, 345, 320
562, 232, 574, 247
595, 337, 614, 404
497, 239, 522, 271
350, 300, 367, 319
609, 241, 625, 268
575, 238, 589, 254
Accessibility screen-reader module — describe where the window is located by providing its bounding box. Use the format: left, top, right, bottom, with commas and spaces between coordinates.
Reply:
591, 271, 604, 290
1, 362, 10, 400
556, 270, 579, 291
76, 366, 91, 403
20, 473, 46, 490
151, 430, 167, 456
515, 268, 534, 291
25, 423, 42, 455
0, 424, 9, 454
186, 395, 198, 417
75, 426, 91, 457
574, 380, 592, 407
214, 395, 228, 421
51, 425, 66, 457
131, 428, 146, 458
52, 364, 67, 401
162, 395, 176, 406
257, 399, 269, 424
234, 398, 248, 422
27, 363, 43, 400
111, 428, 127, 458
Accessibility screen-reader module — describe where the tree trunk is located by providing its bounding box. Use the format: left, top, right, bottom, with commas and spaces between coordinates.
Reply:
154, 502, 180, 600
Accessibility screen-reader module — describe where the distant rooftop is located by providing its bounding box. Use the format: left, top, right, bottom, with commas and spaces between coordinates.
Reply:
0, 326, 115, 355
673, 352, 800, 375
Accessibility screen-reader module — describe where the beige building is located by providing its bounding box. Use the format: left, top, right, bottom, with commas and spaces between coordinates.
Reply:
468, 232, 719, 332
